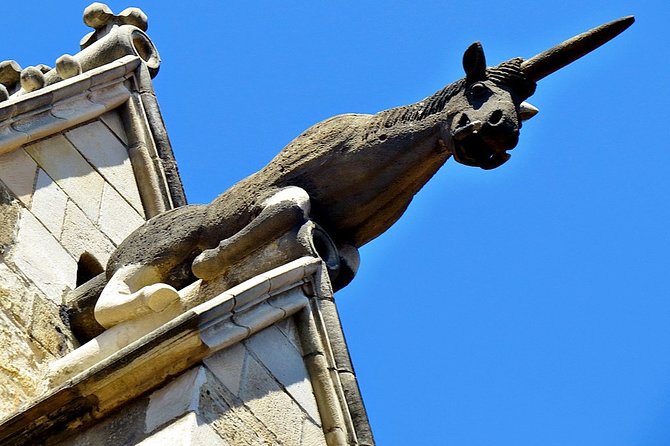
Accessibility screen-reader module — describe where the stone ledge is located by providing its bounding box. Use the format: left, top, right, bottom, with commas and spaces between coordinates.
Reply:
0, 255, 374, 445
0, 258, 311, 443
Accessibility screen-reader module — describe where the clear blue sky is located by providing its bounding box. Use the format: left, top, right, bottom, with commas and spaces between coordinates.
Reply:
7, 2, 670, 444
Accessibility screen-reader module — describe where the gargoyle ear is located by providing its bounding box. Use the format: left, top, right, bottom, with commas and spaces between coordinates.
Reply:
463, 41, 487, 82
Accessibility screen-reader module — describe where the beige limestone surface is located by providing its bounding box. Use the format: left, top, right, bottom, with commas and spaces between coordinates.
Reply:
0, 55, 180, 422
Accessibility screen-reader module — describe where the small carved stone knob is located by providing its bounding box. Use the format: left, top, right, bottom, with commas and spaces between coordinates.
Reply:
20, 67, 45, 92
56, 54, 83, 79
0, 60, 21, 88
117, 7, 148, 31
35, 64, 52, 74
0, 60, 22, 100
83, 2, 114, 29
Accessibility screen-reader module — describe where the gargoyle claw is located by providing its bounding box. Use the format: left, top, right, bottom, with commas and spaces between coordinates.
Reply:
192, 246, 228, 281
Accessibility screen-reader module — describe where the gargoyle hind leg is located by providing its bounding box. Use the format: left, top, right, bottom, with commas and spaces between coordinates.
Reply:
94, 264, 180, 329
192, 186, 310, 280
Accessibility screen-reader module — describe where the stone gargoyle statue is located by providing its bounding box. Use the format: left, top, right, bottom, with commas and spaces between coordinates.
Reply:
94, 17, 634, 328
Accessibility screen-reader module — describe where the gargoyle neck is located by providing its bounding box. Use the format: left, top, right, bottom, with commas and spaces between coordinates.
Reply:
374, 78, 466, 130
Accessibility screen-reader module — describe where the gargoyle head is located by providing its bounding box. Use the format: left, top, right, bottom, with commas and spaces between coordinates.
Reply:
448, 16, 634, 170
449, 43, 537, 170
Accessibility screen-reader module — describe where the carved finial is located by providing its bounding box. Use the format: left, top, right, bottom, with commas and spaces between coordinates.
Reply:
81, 3, 149, 49
83, 2, 114, 29
35, 64, 52, 74
118, 7, 148, 31
20, 67, 45, 93
0, 60, 22, 91
56, 54, 83, 79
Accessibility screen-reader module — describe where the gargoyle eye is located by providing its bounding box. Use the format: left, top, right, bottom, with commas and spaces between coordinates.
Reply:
468, 82, 489, 98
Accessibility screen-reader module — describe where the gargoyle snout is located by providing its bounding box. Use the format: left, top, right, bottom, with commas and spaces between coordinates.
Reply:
453, 108, 510, 141
488, 109, 504, 126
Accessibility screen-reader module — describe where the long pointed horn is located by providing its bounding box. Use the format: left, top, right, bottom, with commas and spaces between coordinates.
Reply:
521, 16, 634, 82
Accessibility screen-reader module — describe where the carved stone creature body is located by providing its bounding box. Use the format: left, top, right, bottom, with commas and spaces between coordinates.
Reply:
95, 17, 634, 328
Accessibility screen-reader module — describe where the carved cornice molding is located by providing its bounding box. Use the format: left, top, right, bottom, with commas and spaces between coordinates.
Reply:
0, 56, 139, 156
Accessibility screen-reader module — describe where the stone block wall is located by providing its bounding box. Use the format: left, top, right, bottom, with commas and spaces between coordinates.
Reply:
0, 255, 373, 445
198, 319, 325, 445
57, 318, 328, 446
0, 110, 147, 417
1, 112, 145, 299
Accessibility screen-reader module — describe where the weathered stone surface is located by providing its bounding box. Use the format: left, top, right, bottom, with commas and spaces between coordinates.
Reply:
203, 343, 246, 396
338, 372, 374, 446
65, 120, 144, 216
237, 352, 307, 445
0, 263, 35, 328
138, 413, 226, 446
53, 358, 323, 444
145, 367, 206, 434
233, 302, 283, 335
60, 199, 115, 265
99, 19, 634, 338
0, 60, 21, 91
57, 396, 149, 446
245, 325, 321, 422
19, 66, 45, 93
55, 54, 82, 80
0, 58, 143, 156
199, 368, 284, 446
0, 262, 76, 356
0, 259, 371, 445
30, 169, 67, 237
0, 148, 37, 207
0, 262, 76, 419
0, 311, 48, 417
301, 418, 328, 446
25, 134, 104, 222
48, 91, 105, 122
54, 259, 315, 387
0, 15, 634, 446
0, 181, 20, 255
11, 108, 60, 139
138, 89, 186, 208
63, 273, 106, 342
98, 182, 144, 245
29, 293, 77, 357
100, 109, 129, 145
275, 317, 302, 352
7, 208, 77, 302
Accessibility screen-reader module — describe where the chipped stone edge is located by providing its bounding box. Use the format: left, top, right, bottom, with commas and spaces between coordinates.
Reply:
0, 256, 374, 446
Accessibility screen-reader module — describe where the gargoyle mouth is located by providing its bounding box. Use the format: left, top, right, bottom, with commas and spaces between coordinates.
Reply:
452, 121, 518, 170
453, 120, 484, 141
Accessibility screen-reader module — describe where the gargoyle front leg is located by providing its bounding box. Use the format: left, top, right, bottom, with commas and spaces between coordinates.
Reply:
192, 186, 311, 280
95, 264, 180, 329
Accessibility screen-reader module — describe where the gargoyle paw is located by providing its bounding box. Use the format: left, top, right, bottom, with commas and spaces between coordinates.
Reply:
192, 247, 227, 281
142, 283, 179, 312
